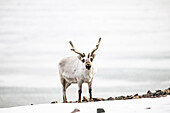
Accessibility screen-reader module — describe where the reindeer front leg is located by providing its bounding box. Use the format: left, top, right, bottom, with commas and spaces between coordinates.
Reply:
88, 82, 93, 102
78, 83, 82, 103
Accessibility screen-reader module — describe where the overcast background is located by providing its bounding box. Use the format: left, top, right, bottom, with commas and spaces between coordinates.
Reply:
0, 0, 170, 108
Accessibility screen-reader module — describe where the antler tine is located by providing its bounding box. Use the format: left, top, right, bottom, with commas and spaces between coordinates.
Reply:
69, 41, 85, 57
91, 38, 101, 55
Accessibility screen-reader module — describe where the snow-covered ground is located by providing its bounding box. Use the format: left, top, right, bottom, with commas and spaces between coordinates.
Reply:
0, 96, 170, 113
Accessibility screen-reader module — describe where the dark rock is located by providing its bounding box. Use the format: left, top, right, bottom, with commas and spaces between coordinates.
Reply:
93, 98, 105, 101
142, 94, 148, 98
152, 93, 156, 96
97, 108, 105, 113
134, 93, 139, 96
139, 95, 142, 98
162, 91, 167, 95
164, 89, 170, 95
155, 93, 160, 98
155, 90, 164, 96
116, 96, 125, 100
115, 97, 118, 100
155, 93, 159, 96
107, 97, 114, 100
51, 101, 58, 104
156, 90, 161, 93
149, 93, 154, 97
121, 96, 126, 99
126, 95, 133, 99
145, 107, 151, 109
147, 90, 152, 95
133, 93, 141, 99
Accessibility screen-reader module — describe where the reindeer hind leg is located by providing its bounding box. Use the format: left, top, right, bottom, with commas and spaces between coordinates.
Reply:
61, 78, 68, 103
65, 82, 71, 89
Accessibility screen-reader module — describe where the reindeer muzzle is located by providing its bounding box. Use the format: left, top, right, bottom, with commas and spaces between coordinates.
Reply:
86, 64, 91, 70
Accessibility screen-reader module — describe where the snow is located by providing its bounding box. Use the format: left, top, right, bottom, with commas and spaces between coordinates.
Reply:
0, 96, 169, 113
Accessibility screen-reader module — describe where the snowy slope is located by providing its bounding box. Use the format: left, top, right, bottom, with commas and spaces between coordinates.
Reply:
0, 96, 169, 113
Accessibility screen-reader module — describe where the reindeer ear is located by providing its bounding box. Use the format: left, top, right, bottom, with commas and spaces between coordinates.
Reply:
90, 54, 96, 62
92, 54, 96, 58
77, 55, 85, 63
77, 56, 81, 60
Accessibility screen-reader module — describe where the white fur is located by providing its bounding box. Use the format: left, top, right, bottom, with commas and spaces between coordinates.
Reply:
58, 55, 97, 102
58, 56, 97, 83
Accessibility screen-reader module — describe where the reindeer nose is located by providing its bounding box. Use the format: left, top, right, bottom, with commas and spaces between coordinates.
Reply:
86, 64, 91, 70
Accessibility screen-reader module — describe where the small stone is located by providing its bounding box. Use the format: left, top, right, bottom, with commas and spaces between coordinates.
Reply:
155, 94, 160, 98
51, 101, 58, 104
97, 108, 105, 113
162, 95, 167, 97
162, 91, 167, 95
93, 98, 105, 101
142, 94, 148, 98
115, 97, 118, 100
71, 108, 80, 113
134, 93, 139, 96
145, 107, 151, 109
121, 96, 126, 99
147, 90, 152, 94
116, 96, 125, 100
107, 97, 114, 100
138, 95, 142, 98
156, 90, 161, 93
126, 95, 133, 99
152, 93, 156, 96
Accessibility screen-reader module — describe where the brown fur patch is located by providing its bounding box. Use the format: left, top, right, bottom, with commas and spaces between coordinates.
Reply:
59, 62, 65, 67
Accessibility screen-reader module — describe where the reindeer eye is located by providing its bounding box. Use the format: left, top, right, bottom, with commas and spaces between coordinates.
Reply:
90, 58, 93, 62
82, 59, 85, 63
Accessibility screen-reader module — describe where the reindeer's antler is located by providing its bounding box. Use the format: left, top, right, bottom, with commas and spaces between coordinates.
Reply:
91, 38, 101, 56
69, 41, 85, 57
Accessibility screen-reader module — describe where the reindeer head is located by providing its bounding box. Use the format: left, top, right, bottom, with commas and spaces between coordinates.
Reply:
69, 38, 101, 70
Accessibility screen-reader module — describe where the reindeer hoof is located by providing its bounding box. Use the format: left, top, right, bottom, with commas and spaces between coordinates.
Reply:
63, 101, 68, 103
78, 100, 82, 103
90, 99, 93, 102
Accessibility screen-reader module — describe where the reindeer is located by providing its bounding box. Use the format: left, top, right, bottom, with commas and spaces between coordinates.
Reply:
58, 38, 101, 103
